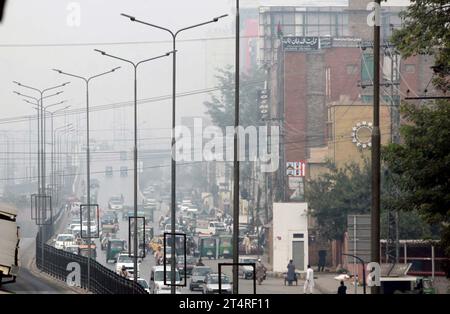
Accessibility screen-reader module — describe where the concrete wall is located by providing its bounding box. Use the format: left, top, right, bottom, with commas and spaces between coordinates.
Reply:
272, 202, 309, 272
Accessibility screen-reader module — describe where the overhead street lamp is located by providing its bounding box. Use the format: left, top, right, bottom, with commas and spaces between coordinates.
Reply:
55, 125, 74, 205
48, 105, 71, 204
94, 49, 172, 285
120, 12, 228, 293
53, 66, 119, 291
15, 90, 65, 196
24, 99, 69, 199
12, 81, 70, 197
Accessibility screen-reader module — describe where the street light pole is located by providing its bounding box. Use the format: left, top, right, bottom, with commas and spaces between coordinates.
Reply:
232, 0, 240, 294
371, 0, 381, 295
121, 12, 228, 293
13, 81, 70, 196
94, 49, 171, 285
53, 67, 119, 291
16, 91, 64, 196
48, 105, 71, 205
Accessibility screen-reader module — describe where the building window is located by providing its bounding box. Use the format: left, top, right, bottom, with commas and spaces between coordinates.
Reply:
346, 64, 357, 75
325, 67, 331, 98
404, 64, 416, 74
361, 53, 374, 82
293, 233, 304, 238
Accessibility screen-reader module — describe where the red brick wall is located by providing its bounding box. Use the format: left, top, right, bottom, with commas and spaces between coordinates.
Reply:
324, 47, 362, 102
284, 52, 308, 162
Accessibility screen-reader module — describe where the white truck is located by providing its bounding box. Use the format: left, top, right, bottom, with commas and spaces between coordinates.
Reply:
0, 203, 20, 287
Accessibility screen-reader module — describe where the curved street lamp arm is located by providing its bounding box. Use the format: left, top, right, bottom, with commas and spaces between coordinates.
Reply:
121, 13, 174, 37
14, 91, 39, 103
94, 49, 136, 68
136, 51, 173, 67
13, 81, 41, 94
87, 67, 121, 82
53, 69, 87, 83
175, 14, 228, 37
42, 82, 70, 94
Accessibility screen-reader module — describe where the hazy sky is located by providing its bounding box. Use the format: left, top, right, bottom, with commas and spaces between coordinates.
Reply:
0, 0, 410, 142
0, 0, 237, 145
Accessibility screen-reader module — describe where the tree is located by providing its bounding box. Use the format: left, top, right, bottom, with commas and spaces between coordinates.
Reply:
306, 161, 372, 241
391, 0, 450, 90
306, 159, 435, 242
382, 101, 450, 257
204, 65, 265, 128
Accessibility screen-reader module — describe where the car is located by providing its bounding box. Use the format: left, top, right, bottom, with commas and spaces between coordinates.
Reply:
208, 221, 227, 236
63, 244, 79, 255
149, 266, 181, 294
108, 196, 124, 210
137, 278, 150, 293
177, 255, 196, 277
239, 256, 258, 279
189, 266, 212, 291
54, 234, 75, 250
115, 253, 140, 277
105, 166, 113, 176
202, 273, 232, 294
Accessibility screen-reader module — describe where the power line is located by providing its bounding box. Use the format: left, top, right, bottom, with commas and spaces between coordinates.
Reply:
0, 35, 259, 48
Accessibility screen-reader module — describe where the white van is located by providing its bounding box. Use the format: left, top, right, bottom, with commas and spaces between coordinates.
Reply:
0, 203, 19, 284
149, 266, 181, 294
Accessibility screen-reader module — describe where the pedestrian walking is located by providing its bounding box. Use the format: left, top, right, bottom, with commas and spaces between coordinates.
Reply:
337, 280, 347, 294
318, 250, 326, 272
286, 259, 296, 286
304, 264, 314, 294
243, 234, 251, 255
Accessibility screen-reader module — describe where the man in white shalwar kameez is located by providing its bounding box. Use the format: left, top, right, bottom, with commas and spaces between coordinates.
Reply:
304, 264, 315, 294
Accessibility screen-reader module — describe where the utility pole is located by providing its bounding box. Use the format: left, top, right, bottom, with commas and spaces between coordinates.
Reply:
232, 0, 240, 295
371, 0, 381, 295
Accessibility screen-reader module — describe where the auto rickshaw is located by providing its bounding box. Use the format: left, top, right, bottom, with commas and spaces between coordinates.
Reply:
218, 234, 232, 259
149, 236, 164, 252
199, 235, 217, 259
106, 239, 126, 263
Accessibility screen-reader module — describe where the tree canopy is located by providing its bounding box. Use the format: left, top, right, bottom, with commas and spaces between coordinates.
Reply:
391, 0, 450, 90
204, 65, 265, 128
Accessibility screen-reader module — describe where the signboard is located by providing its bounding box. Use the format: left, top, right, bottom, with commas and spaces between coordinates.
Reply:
282, 36, 332, 51
258, 89, 270, 120
288, 177, 305, 201
286, 161, 306, 177
347, 215, 371, 263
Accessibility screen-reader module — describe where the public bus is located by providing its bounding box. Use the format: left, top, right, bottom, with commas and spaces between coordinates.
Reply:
0, 203, 20, 287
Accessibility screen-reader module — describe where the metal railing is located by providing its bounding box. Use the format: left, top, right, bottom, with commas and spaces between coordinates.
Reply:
36, 223, 147, 294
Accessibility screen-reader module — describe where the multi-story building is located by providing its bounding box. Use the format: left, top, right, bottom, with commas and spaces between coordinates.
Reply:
260, 0, 435, 203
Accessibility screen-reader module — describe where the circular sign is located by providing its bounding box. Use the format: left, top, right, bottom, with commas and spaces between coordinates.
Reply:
351, 121, 373, 149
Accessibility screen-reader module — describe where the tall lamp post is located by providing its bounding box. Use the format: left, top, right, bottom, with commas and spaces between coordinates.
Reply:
94, 49, 172, 284
120, 12, 228, 293
371, 0, 381, 295
22, 99, 69, 203
48, 105, 71, 204
14, 90, 65, 195
53, 67, 119, 291
232, 0, 240, 294
12, 81, 70, 197
55, 125, 74, 205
